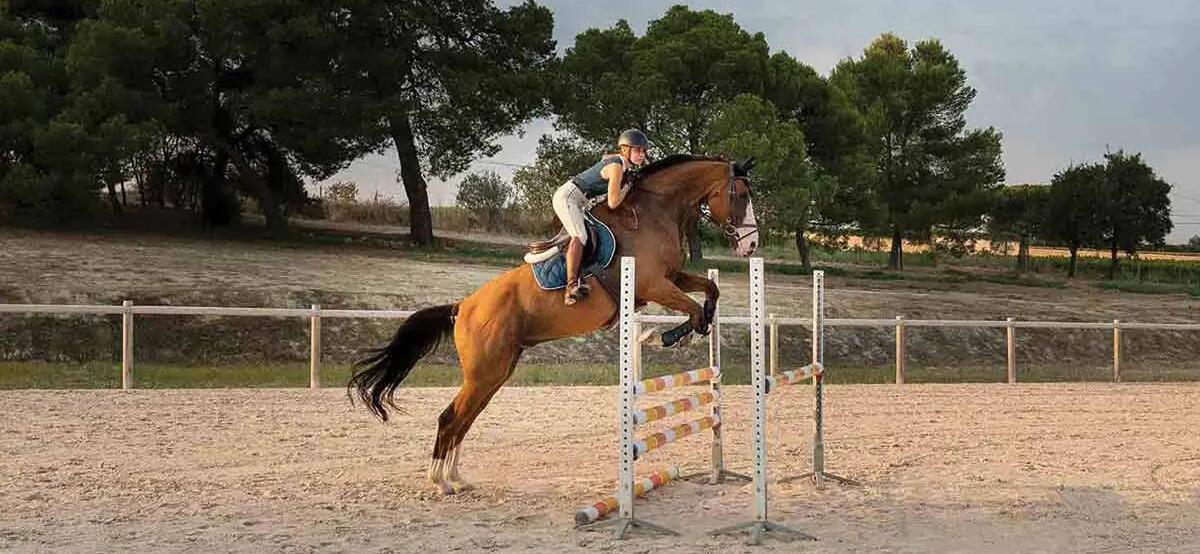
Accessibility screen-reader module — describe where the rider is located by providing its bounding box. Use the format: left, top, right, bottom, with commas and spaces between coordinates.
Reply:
553, 128, 648, 305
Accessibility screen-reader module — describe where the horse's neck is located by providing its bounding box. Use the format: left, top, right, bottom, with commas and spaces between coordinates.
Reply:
630, 163, 718, 225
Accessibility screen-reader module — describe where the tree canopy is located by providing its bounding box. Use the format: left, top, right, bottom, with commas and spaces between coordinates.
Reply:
831, 34, 1005, 269
1, 3, 1181, 278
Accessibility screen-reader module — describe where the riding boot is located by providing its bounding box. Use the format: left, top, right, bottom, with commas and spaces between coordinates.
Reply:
564, 237, 590, 305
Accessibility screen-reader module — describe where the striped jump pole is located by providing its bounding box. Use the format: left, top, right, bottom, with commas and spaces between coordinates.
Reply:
765, 364, 818, 392
712, 258, 814, 544
578, 257, 745, 538
634, 391, 716, 426
575, 466, 681, 526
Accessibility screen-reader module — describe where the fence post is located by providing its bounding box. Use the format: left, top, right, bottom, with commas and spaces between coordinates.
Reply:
121, 300, 133, 390
894, 315, 905, 385
1113, 319, 1121, 383
309, 304, 322, 389
769, 313, 778, 377
1006, 317, 1016, 384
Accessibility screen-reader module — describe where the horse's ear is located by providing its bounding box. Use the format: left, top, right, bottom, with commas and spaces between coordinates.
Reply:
738, 157, 756, 174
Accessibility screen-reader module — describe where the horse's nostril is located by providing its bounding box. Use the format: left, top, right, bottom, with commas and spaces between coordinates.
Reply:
749, 241, 757, 251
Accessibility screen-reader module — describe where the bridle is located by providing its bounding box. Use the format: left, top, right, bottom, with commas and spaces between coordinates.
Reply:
702, 162, 759, 245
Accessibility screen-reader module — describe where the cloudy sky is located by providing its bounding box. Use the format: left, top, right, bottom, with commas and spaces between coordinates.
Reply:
319, 0, 1200, 243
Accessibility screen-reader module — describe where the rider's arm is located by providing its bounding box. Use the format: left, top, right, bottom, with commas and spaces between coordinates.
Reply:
602, 161, 626, 209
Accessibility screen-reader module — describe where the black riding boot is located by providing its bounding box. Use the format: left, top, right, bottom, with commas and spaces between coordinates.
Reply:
564, 238, 590, 305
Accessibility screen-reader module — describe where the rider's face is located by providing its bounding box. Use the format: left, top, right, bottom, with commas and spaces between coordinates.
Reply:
626, 146, 647, 165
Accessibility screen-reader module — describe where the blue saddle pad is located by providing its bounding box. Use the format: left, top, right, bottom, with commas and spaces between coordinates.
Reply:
532, 214, 617, 291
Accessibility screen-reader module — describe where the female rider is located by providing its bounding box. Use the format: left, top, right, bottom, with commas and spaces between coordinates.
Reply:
552, 129, 648, 305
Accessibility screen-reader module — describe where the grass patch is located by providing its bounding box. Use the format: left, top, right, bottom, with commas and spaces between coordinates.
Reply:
5, 360, 1197, 389
1093, 281, 1200, 296
0, 361, 634, 389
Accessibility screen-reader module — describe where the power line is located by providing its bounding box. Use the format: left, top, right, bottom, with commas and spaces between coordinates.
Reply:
1173, 191, 1200, 204
471, 160, 530, 169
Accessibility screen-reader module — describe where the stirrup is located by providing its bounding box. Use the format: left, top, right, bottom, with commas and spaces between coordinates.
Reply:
564, 280, 590, 305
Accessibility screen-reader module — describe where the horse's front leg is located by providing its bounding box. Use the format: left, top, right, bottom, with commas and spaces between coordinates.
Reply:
672, 271, 718, 336
642, 279, 707, 348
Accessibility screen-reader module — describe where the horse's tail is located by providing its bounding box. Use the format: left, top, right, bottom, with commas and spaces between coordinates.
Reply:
349, 304, 457, 422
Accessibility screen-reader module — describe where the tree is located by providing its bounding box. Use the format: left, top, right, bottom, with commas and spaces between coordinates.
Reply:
325, 181, 359, 204
1189, 235, 1200, 251
705, 94, 828, 270
511, 133, 598, 214
831, 34, 1005, 270
1097, 150, 1172, 278
64, 0, 383, 229
765, 51, 874, 240
1044, 163, 1106, 277
988, 184, 1050, 271
0, 1, 110, 221
332, 0, 554, 245
456, 170, 513, 231
554, 6, 772, 261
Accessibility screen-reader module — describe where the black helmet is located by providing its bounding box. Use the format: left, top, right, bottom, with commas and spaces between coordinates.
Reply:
618, 129, 648, 149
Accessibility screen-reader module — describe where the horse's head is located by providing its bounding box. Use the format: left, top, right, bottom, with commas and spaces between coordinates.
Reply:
702, 158, 758, 257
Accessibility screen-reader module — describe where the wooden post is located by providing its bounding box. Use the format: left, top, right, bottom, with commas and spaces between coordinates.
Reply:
894, 315, 905, 385
309, 304, 321, 389
1113, 319, 1121, 383
769, 313, 778, 377
1006, 317, 1016, 384
121, 300, 133, 390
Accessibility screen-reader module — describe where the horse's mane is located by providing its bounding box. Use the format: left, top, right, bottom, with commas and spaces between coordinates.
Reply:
631, 154, 751, 181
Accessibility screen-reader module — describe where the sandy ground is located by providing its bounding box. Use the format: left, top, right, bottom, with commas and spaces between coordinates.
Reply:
3, 383, 1199, 553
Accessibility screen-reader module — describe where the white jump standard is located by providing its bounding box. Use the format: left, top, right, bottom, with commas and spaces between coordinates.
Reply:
710, 257, 814, 544
779, 270, 859, 487
578, 257, 748, 538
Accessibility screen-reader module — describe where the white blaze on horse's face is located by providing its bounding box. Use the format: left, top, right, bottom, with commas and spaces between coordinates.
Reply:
733, 198, 758, 257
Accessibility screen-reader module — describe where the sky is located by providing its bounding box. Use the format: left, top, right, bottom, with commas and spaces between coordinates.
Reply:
316, 0, 1200, 244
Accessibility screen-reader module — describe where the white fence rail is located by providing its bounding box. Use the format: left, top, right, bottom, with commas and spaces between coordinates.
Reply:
2, 302, 1199, 388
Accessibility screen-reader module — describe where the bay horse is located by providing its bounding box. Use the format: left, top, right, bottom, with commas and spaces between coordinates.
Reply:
349, 155, 759, 494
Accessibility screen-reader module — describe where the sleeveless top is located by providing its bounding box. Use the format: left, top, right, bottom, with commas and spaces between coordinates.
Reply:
571, 155, 625, 198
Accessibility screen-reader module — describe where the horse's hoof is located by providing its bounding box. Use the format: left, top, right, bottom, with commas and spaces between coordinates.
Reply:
662, 332, 693, 348
435, 479, 470, 495
447, 479, 473, 494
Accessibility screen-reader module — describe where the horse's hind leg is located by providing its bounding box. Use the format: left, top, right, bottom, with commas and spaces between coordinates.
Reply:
428, 338, 521, 495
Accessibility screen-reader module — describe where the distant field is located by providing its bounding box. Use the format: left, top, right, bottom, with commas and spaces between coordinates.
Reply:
835, 234, 1200, 261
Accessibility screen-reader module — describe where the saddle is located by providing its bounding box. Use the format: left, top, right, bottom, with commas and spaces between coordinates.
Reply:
526, 211, 618, 291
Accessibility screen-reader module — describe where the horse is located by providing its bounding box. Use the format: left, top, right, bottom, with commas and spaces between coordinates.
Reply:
349, 154, 759, 495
